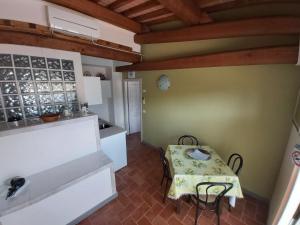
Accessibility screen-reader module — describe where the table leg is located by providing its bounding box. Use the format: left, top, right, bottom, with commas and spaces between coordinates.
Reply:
176, 197, 181, 214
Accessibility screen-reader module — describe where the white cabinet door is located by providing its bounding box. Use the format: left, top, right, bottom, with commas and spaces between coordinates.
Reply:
100, 133, 127, 171
101, 80, 112, 98
83, 77, 102, 105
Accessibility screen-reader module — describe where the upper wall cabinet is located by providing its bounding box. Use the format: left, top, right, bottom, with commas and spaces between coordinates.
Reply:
83, 77, 102, 105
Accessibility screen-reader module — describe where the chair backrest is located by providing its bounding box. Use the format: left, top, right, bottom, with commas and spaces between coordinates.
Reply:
195, 182, 233, 206
159, 148, 171, 178
227, 153, 243, 175
177, 135, 199, 146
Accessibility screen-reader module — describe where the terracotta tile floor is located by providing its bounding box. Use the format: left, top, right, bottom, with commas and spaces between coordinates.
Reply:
78, 133, 268, 225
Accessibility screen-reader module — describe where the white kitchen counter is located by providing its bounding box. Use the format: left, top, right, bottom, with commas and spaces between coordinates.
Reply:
0, 112, 98, 138
0, 151, 114, 217
100, 125, 126, 139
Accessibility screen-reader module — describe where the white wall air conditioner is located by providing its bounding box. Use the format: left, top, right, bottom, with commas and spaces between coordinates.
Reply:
47, 6, 100, 40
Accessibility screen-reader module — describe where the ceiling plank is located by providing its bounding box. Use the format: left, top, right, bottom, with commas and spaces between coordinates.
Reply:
144, 15, 178, 25
0, 30, 141, 63
156, 0, 212, 25
123, 1, 164, 18
200, 0, 300, 12
135, 9, 174, 23
116, 46, 298, 71
134, 17, 300, 44
108, 0, 147, 13
45, 0, 143, 33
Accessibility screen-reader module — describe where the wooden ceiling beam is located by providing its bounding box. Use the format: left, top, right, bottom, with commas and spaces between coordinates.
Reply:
45, 0, 143, 33
108, 0, 147, 13
116, 46, 298, 71
135, 9, 173, 23
157, 0, 212, 25
123, 1, 164, 18
0, 30, 141, 63
134, 17, 300, 44
200, 0, 300, 12
144, 15, 178, 25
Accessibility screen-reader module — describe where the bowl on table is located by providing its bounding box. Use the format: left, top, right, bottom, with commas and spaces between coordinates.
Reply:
185, 148, 211, 160
40, 113, 60, 123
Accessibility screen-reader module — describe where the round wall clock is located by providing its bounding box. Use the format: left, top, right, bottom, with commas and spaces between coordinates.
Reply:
157, 74, 170, 91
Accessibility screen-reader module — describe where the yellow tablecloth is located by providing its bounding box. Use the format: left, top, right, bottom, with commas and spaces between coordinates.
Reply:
165, 145, 243, 200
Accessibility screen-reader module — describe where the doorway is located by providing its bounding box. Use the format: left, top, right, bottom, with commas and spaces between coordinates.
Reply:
124, 79, 142, 136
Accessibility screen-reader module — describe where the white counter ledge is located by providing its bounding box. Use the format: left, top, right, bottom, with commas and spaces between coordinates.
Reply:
0, 112, 98, 138
100, 125, 126, 139
0, 151, 114, 217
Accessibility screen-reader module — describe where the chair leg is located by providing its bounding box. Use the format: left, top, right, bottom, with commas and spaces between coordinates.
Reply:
163, 179, 169, 203
216, 202, 221, 225
194, 202, 200, 225
160, 174, 165, 186
228, 198, 231, 212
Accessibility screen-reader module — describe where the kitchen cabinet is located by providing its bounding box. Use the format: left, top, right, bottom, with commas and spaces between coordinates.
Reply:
83, 77, 102, 105
101, 80, 112, 99
100, 129, 127, 171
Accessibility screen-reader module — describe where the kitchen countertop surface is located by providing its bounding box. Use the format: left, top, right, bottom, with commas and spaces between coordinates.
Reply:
98, 119, 126, 139
0, 112, 97, 138
0, 151, 112, 217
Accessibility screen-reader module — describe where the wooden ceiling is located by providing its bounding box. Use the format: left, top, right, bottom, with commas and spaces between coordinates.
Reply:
47, 0, 300, 32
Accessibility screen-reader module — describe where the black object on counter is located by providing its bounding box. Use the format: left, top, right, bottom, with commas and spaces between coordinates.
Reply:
6, 177, 26, 200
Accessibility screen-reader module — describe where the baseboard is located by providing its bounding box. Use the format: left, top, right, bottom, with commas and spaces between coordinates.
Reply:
141, 141, 160, 150
68, 192, 118, 225
242, 188, 269, 204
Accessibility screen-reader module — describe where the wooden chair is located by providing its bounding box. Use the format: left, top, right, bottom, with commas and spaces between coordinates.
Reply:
227, 153, 243, 211
193, 182, 233, 225
159, 148, 172, 203
177, 135, 199, 146
227, 153, 243, 176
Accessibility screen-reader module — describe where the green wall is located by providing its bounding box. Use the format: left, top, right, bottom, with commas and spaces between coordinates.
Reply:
135, 35, 300, 199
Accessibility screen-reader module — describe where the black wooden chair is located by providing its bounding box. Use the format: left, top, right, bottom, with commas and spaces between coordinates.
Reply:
192, 182, 233, 225
227, 153, 243, 211
177, 135, 199, 146
159, 148, 172, 203
227, 153, 243, 176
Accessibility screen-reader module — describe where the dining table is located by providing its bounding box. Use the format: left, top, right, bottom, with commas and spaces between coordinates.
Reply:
165, 145, 243, 213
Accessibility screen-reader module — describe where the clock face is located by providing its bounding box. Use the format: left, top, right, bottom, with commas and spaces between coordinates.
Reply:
158, 75, 170, 91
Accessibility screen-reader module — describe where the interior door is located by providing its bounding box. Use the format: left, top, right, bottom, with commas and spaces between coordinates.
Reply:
124, 80, 141, 134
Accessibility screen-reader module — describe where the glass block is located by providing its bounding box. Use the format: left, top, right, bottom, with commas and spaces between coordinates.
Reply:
55, 104, 65, 113
40, 105, 54, 115
0, 68, 14, 80
0, 109, 5, 121
47, 58, 61, 69
19, 82, 35, 93
6, 108, 23, 120
24, 106, 39, 118
51, 82, 64, 92
22, 95, 36, 106
3, 95, 20, 107
66, 92, 77, 103
37, 82, 50, 92
39, 94, 52, 104
31, 56, 46, 68
13, 55, 30, 67
65, 82, 76, 91
62, 59, 74, 71
1, 82, 17, 94
68, 103, 79, 112
63, 71, 75, 81
16, 68, 32, 81
33, 69, 48, 81
0, 54, 12, 67
53, 93, 65, 103
49, 70, 62, 81
0, 98, 2, 108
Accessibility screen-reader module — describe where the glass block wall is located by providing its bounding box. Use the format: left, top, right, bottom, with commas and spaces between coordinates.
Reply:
0, 54, 79, 122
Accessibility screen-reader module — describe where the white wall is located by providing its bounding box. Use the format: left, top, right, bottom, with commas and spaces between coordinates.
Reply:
0, 0, 141, 52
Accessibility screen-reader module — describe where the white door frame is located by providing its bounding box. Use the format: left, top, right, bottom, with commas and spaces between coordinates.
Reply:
123, 78, 143, 141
